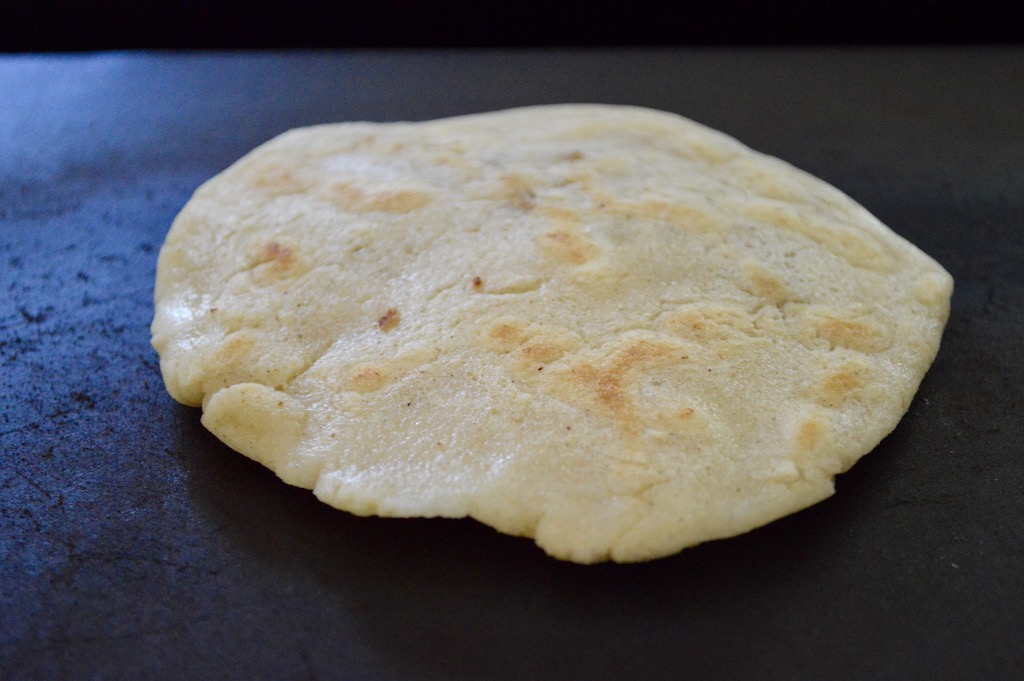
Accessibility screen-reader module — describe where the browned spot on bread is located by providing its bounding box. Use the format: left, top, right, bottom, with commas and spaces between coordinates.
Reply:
377, 308, 400, 331
805, 356, 874, 408
347, 365, 389, 393
322, 182, 432, 213
251, 166, 312, 196
603, 197, 720, 232
537, 230, 598, 265
496, 173, 536, 210
661, 304, 756, 343
217, 332, 256, 364
325, 183, 366, 207
258, 241, 295, 271
831, 230, 895, 273
644, 399, 710, 437
792, 305, 893, 354
594, 341, 664, 416
380, 189, 433, 212
817, 316, 891, 353
822, 370, 862, 399
481, 319, 581, 368
740, 260, 789, 305
200, 331, 260, 394
484, 320, 527, 351
795, 418, 829, 454
663, 308, 708, 338
743, 202, 895, 273
245, 238, 311, 282
516, 335, 572, 364
541, 205, 583, 229
565, 338, 687, 434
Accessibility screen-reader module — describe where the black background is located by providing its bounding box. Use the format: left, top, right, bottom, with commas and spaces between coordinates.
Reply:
3, 0, 1024, 675
2, 0, 1023, 52
3, 47, 1023, 680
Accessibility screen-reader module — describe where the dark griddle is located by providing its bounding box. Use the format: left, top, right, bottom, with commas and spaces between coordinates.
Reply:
2, 49, 1022, 680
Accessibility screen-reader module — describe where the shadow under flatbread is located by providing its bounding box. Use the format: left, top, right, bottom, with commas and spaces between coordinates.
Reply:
176, 395, 898, 680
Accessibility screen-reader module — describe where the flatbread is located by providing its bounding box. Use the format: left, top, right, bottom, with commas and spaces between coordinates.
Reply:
152, 105, 952, 563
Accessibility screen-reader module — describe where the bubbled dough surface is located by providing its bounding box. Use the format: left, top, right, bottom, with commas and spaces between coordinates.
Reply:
152, 105, 952, 563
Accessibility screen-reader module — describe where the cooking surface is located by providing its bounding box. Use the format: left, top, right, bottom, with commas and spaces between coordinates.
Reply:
2, 49, 1022, 680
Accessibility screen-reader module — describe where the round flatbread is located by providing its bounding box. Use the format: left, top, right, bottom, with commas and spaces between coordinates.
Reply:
152, 105, 952, 562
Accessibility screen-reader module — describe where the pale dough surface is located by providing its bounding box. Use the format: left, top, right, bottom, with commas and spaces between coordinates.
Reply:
152, 105, 952, 562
